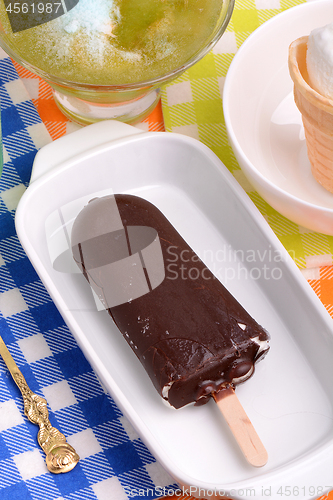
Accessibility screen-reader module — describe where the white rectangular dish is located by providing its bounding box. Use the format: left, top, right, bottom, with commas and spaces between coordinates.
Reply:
15, 121, 333, 499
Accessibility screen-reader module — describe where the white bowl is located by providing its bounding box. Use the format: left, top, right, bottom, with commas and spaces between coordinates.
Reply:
223, 0, 333, 235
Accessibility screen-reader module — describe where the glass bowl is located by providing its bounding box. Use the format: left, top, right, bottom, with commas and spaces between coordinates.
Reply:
0, 0, 234, 125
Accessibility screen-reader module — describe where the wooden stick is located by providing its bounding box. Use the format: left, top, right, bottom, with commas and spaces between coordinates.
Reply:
213, 386, 268, 467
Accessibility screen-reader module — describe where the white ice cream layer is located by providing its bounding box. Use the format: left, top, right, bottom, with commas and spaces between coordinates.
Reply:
307, 21, 333, 100
252, 335, 269, 360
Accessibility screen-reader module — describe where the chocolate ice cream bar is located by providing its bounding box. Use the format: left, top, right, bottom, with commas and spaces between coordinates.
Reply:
71, 194, 269, 411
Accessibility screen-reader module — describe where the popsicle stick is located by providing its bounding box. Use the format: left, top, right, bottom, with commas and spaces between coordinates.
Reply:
213, 386, 268, 467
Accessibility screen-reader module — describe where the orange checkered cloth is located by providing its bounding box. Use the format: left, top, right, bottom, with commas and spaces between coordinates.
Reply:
162, 494, 333, 500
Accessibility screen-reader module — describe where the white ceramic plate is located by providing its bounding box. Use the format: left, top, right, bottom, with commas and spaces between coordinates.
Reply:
15, 121, 333, 499
223, 0, 333, 235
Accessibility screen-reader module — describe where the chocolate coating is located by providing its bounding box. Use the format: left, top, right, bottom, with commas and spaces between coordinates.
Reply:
71, 194, 270, 409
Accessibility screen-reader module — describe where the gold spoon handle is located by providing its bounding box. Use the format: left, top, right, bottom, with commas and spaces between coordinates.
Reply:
0, 335, 79, 473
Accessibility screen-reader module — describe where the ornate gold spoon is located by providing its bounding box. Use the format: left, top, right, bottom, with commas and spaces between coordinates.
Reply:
0, 335, 79, 473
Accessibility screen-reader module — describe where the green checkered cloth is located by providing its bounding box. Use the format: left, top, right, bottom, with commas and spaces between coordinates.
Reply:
161, 0, 333, 271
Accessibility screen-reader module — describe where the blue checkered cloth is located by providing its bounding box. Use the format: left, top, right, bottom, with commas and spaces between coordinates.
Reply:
0, 52, 178, 500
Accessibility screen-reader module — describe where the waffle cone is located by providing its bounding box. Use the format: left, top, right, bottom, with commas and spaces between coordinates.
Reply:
288, 36, 333, 193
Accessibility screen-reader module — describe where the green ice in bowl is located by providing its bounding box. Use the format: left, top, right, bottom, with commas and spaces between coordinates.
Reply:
0, 0, 224, 85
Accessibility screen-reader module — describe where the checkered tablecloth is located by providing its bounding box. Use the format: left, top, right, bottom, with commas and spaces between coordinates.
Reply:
0, 1, 333, 500
0, 50, 179, 500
